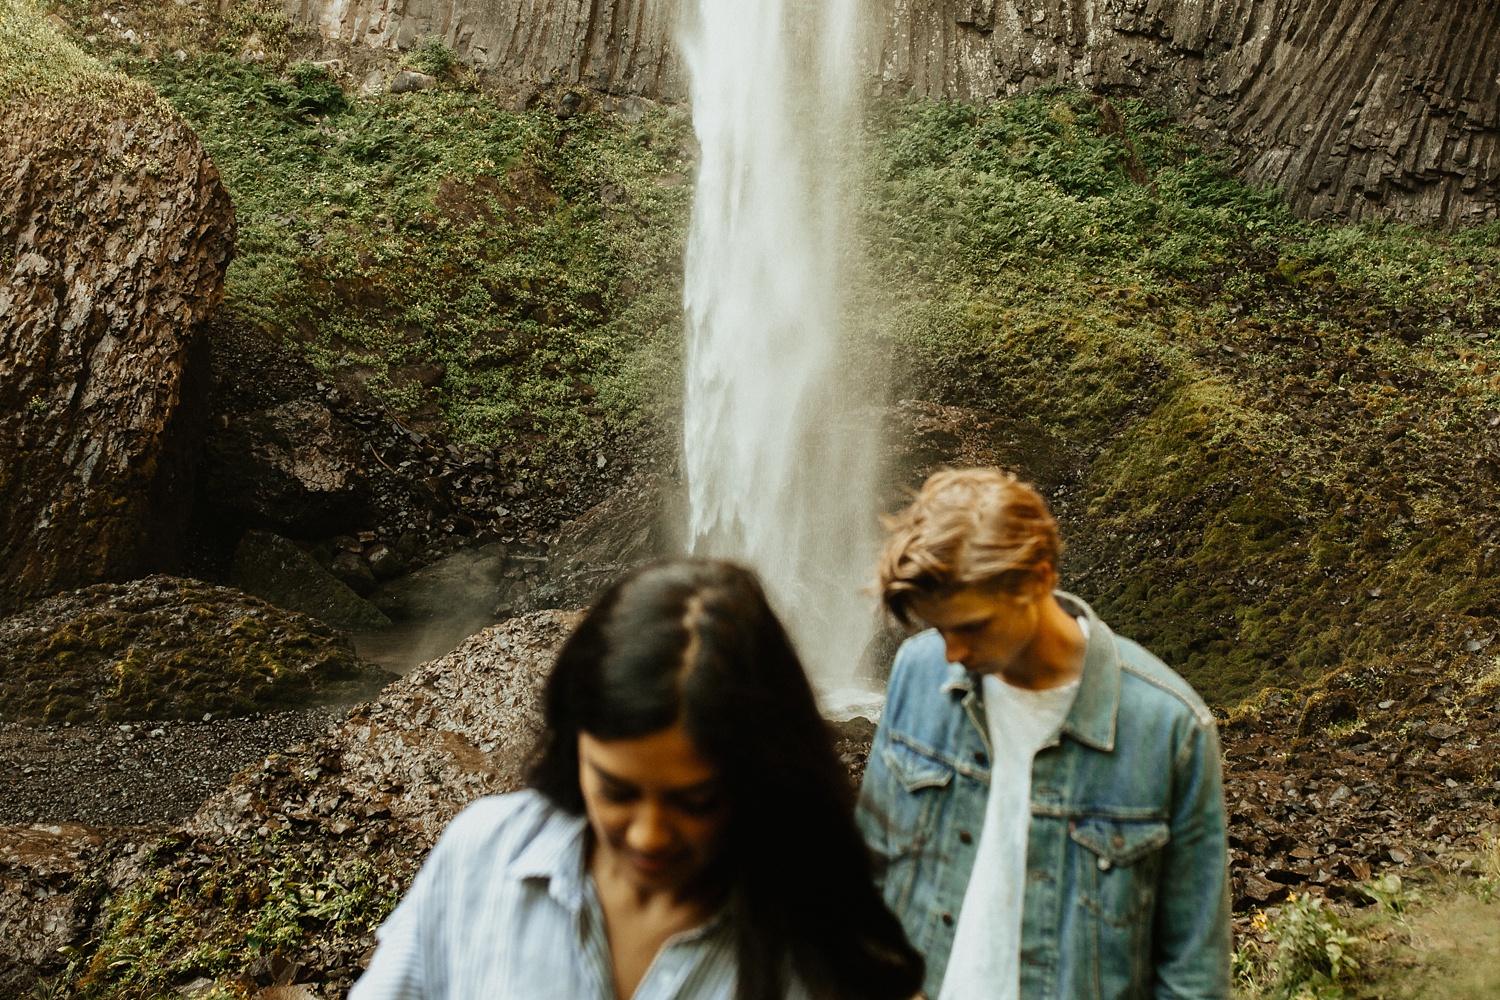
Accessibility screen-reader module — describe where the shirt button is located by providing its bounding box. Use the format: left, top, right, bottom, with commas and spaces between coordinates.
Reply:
941, 911, 954, 926
959, 830, 973, 845
972, 750, 987, 764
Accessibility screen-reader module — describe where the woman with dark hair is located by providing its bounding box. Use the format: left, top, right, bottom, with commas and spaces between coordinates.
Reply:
351, 558, 924, 1000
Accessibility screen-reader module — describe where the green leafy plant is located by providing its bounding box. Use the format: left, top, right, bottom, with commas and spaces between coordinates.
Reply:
405, 36, 456, 78
1254, 895, 1363, 998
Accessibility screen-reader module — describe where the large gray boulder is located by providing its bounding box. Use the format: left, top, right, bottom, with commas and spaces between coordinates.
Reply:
0, 6, 235, 613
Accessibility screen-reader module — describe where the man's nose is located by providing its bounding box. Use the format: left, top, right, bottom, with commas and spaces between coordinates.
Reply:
626, 800, 673, 854
942, 632, 968, 665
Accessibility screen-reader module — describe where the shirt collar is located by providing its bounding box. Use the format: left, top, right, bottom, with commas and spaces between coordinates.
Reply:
936, 590, 1120, 752
508, 806, 590, 912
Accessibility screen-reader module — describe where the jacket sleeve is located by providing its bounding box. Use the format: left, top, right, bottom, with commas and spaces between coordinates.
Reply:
856, 716, 897, 891
857, 640, 921, 892
1152, 716, 1232, 1000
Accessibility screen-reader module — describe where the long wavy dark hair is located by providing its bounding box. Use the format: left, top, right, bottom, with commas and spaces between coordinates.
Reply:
528, 558, 923, 1000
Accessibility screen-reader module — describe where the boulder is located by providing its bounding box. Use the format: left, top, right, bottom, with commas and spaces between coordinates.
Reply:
0, 576, 392, 725
370, 545, 506, 622
204, 400, 366, 536
388, 69, 437, 93
0, 4, 235, 614
230, 530, 391, 631
515, 471, 673, 613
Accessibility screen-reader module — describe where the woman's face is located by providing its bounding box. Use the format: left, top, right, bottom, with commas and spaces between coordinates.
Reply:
578, 721, 730, 895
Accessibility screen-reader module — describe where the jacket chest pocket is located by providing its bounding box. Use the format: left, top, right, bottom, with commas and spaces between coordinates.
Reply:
880, 741, 954, 856
1070, 818, 1170, 929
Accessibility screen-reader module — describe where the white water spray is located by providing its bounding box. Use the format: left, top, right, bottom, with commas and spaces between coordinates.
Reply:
679, 0, 881, 709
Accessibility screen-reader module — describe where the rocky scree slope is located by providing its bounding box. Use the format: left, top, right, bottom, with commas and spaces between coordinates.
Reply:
0, 0, 234, 615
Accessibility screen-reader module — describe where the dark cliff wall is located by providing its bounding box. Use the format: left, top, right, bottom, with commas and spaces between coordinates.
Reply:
0, 6, 235, 614
288, 0, 1500, 227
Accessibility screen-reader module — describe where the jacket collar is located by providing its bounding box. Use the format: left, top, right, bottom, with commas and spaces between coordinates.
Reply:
938, 590, 1120, 753
1054, 591, 1119, 752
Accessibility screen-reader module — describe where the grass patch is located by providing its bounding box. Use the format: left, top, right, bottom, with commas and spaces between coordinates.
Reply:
1235, 858, 1500, 1000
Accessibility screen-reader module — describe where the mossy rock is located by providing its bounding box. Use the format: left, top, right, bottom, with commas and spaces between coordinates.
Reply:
0, 576, 394, 724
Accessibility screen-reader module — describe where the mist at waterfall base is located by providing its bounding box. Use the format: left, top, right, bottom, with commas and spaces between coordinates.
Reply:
679, 0, 885, 721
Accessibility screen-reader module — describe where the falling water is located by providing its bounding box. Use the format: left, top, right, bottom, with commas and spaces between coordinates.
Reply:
679, 0, 881, 710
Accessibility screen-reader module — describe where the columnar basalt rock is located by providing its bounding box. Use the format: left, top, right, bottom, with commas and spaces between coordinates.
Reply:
0, 5, 235, 613
287, 0, 688, 100
289, 0, 1500, 226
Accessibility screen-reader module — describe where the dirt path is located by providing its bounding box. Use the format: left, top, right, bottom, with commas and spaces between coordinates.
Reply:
0, 709, 345, 827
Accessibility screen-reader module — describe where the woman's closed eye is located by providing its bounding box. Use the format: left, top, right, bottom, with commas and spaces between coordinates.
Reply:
599, 778, 641, 804
668, 788, 725, 816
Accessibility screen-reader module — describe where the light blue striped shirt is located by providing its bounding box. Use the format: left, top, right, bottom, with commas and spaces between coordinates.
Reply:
350, 789, 787, 1000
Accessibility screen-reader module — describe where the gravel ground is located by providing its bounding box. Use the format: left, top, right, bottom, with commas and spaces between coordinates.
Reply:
0, 708, 346, 826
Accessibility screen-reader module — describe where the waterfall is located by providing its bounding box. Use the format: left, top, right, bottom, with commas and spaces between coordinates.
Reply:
679, 0, 881, 710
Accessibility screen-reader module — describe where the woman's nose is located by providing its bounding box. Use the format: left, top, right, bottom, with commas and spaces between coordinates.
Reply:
626, 801, 673, 854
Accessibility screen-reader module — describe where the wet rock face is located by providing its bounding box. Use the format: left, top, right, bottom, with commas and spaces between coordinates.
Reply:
230, 530, 392, 631
0, 88, 234, 614
206, 400, 367, 535
0, 576, 392, 725
288, 0, 1500, 226
288, 0, 686, 101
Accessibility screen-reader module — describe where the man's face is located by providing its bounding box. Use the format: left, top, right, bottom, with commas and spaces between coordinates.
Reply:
909, 576, 1050, 676
578, 722, 730, 894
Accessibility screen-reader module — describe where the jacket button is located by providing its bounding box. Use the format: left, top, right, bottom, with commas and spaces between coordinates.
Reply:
959, 830, 973, 845
1111, 833, 1126, 849
1097, 856, 1113, 872
941, 911, 954, 926
972, 751, 987, 764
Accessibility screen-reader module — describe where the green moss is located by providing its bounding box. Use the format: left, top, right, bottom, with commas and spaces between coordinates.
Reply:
0, 579, 375, 724
864, 91, 1500, 705
70, 827, 406, 1000
0, 0, 158, 111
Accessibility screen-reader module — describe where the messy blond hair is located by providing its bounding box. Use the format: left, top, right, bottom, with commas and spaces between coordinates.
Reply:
877, 468, 1061, 625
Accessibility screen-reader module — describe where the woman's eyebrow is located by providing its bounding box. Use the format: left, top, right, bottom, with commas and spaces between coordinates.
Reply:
665, 778, 723, 798
588, 762, 636, 788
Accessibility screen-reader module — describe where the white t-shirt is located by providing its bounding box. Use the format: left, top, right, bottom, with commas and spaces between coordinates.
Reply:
938, 622, 1085, 1000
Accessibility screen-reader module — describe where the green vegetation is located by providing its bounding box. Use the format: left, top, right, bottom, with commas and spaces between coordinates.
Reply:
862, 92, 1500, 703
0, 0, 157, 109
51, 0, 693, 464
10, 6, 1500, 992
1234, 854, 1500, 1000
57, 823, 410, 1000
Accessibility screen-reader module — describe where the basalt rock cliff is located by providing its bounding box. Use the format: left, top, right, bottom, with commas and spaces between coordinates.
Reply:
0, 2, 234, 614
290, 0, 1500, 227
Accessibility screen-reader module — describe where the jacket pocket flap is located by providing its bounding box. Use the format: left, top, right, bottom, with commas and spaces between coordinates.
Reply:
1070, 820, 1170, 866
882, 743, 953, 793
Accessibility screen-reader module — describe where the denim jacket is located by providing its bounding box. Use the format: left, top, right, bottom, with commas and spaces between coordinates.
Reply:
856, 593, 1230, 1000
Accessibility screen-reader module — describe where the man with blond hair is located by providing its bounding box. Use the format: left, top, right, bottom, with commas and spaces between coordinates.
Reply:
857, 468, 1229, 1000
